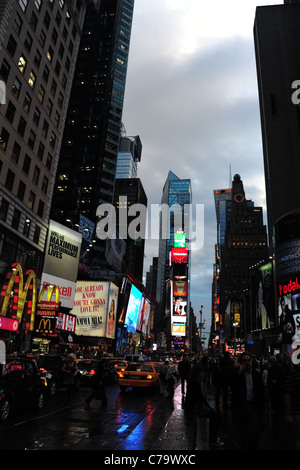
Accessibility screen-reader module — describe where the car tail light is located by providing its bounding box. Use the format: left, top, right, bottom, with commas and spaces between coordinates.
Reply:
118, 372, 124, 378
146, 374, 153, 380
89, 369, 96, 376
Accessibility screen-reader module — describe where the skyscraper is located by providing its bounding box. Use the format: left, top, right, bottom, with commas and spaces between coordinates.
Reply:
51, 0, 135, 251
116, 135, 142, 179
218, 175, 268, 348
254, 1, 300, 246
0, 0, 87, 279
254, 1, 300, 351
156, 171, 192, 349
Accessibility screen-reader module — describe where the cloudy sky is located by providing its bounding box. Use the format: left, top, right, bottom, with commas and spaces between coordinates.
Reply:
122, 0, 283, 335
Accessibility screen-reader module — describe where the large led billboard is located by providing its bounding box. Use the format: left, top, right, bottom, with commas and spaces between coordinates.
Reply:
124, 284, 142, 334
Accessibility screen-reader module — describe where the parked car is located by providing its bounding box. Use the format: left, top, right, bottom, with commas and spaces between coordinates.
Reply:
117, 362, 160, 392
0, 356, 46, 421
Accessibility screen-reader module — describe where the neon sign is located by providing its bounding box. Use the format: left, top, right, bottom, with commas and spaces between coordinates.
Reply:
0, 263, 36, 331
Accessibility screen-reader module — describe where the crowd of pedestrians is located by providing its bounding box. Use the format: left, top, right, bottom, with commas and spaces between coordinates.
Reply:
163, 350, 300, 450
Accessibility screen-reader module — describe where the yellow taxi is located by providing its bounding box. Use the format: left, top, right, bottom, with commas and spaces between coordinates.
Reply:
117, 362, 159, 392
110, 360, 128, 373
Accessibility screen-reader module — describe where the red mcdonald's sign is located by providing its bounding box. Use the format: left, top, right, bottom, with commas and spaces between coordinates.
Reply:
0, 263, 36, 331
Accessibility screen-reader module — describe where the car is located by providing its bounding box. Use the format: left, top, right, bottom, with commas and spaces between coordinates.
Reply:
38, 354, 69, 396
117, 362, 160, 392
109, 360, 128, 373
123, 354, 147, 363
0, 356, 46, 421
77, 359, 100, 385
77, 359, 118, 385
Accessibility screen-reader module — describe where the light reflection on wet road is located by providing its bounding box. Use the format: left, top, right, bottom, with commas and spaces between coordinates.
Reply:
0, 382, 181, 450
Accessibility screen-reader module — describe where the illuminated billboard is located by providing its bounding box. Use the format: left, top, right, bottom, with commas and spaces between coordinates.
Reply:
170, 248, 188, 265
124, 284, 142, 334
70, 281, 118, 338
136, 297, 151, 334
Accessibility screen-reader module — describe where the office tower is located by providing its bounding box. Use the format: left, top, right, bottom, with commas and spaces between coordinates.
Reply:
212, 188, 232, 331
0, 0, 87, 279
51, 0, 135, 230
113, 177, 147, 281
156, 171, 192, 348
219, 175, 268, 348
254, 1, 300, 351
116, 135, 142, 179
254, 2, 300, 247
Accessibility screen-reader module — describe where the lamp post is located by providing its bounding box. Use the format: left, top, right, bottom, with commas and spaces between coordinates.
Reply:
199, 305, 206, 356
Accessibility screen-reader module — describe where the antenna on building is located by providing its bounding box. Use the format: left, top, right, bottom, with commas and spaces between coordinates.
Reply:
121, 122, 127, 137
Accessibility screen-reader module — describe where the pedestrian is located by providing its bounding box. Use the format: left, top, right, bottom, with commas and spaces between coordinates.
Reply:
283, 359, 300, 450
185, 364, 223, 449
219, 351, 234, 409
159, 359, 170, 396
62, 353, 79, 400
85, 358, 107, 407
178, 354, 191, 396
267, 355, 286, 449
230, 352, 265, 449
211, 357, 223, 410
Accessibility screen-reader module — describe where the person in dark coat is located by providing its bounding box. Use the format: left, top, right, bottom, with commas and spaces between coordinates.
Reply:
185, 364, 223, 449
85, 358, 107, 407
178, 354, 191, 395
230, 352, 265, 449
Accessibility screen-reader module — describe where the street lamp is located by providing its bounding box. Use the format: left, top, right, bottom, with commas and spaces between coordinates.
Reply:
233, 321, 239, 356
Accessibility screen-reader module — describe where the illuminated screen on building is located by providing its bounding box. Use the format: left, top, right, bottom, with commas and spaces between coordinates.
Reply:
124, 284, 142, 334
170, 248, 188, 265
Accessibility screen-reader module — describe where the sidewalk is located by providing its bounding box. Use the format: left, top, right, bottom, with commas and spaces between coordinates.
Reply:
151, 382, 275, 451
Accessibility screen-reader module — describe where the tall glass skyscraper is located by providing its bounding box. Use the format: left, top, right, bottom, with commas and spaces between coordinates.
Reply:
51, 0, 135, 223
156, 171, 192, 347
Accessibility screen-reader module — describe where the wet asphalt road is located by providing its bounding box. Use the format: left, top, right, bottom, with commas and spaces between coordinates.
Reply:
0, 381, 177, 451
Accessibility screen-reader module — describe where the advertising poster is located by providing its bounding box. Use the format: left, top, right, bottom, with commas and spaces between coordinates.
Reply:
71, 281, 118, 338
124, 284, 142, 334
105, 282, 119, 339
136, 297, 151, 334
43, 219, 82, 283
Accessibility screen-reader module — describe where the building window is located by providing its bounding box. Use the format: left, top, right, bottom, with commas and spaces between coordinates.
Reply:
37, 199, 44, 218
11, 141, 21, 163
34, 49, 42, 68
5, 169, 15, 191
24, 32, 33, 52
14, 14, 23, 35
45, 152, 52, 170
37, 142, 44, 160
33, 225, 40, 244
33, 107, 41, 126
28, 130, 36, 149
27, 191, 35, 210
19, 0, 28, 12
28, 71, 36, 88
32, 165, 40, 185
0, 59, 11, 82
22, 154, 31, 174
0, 127, 10, 150
12, 77, 21, 98
18, 55, 27, 74
0, 198, 9, 221
17, 180, 26, 200
37, 86, 45, 103
5, 101, 16, 123
17, 116, 26, 137
11, 208, 21, 230
23, 92, 32, 113
7, 35, 17, 57
42, 175, 48, 194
